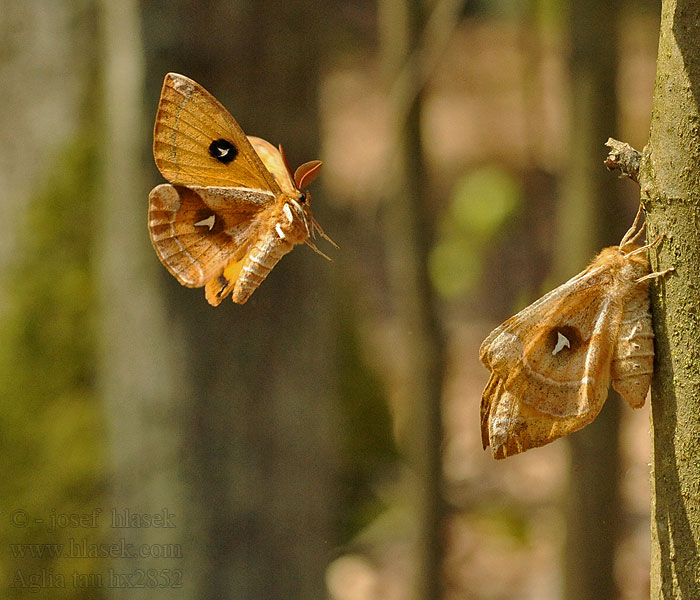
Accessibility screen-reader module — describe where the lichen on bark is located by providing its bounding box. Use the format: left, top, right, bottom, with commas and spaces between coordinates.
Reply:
639, 1, 700, 597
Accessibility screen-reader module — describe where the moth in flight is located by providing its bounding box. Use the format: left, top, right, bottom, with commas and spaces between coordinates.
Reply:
148, 73, 335, 305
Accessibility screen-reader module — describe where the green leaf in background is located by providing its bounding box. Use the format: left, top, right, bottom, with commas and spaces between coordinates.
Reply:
451, 165, 520, 239
0, 133, 107, 600
429, 237, 482, 298
430, 165, 520, 298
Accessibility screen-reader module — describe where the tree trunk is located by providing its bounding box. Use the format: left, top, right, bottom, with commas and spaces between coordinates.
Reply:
142, 2, 338, 598
97, 1, 191, 598
0, 0, 93, 281
378, 1, 446, 599
641, 1, 700, 597
558, 2, 626, 599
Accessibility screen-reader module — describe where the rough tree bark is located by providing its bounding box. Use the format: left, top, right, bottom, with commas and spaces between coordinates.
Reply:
640, 1, 700, 597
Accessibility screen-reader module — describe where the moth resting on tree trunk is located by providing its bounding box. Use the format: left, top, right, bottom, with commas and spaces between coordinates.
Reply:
479, 209, 669, 459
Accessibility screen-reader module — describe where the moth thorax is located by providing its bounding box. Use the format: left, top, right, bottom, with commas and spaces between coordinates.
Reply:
621, 249, 651, 280
602, 254, 649, 292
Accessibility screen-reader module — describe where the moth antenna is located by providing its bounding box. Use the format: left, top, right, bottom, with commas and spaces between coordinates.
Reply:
620, 205, 645, 248
311, 216, 339, 248
305, 239, 333, 262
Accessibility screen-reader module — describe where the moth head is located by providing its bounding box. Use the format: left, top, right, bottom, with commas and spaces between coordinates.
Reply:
269, 145, 335, 258
286, 188, 338, 260
619, 241, 642, 255
616, 209, 663, 284
618, 240, 649, 259
289, 161, 338, 258
297, 191, 307, 203
292, 190, 314, 228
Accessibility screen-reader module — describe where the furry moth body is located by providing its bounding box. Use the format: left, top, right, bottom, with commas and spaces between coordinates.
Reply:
479, 212, 661, 459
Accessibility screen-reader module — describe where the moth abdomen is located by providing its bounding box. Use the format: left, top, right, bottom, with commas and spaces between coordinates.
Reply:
610, 290, 654, 407
231, 232, 294, 303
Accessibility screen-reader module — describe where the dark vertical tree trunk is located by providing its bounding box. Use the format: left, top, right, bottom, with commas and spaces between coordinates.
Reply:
142, 2, 337, 599
559, 1, 625, 599
378, 1, 447, 599
641, 1, 700, 597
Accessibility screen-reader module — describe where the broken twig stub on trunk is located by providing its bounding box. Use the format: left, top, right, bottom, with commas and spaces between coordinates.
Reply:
604, 138, 641, 183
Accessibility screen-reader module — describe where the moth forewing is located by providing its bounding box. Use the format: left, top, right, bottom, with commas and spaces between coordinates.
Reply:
153, 73, 280, 192
478, 260, 610, 362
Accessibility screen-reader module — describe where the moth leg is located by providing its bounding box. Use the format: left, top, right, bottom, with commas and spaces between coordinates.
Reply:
626, 233, 664, 258
304, 239, 333, 262
204, 260, 245, 306
620, 204, 645, 247
635, 266, 675, 283
310, 215, 339, 248
205, 274, 233, 306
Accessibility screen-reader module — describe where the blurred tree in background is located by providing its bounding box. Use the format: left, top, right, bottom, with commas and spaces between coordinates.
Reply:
378, 0, 448, 597
559, 0, 627, 598
0, 1, 107, 598
98, 0, 189, 598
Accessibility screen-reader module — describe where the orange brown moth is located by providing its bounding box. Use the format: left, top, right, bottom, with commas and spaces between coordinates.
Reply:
479, 208, 670, 459
148, 73, 335, 305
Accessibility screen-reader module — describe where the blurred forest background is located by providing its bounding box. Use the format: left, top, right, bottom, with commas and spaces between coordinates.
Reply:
0, 0, 664, 599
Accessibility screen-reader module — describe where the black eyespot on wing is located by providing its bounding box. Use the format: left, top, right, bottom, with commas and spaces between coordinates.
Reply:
209, 139, 238, 164
548, 325, 583, 354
